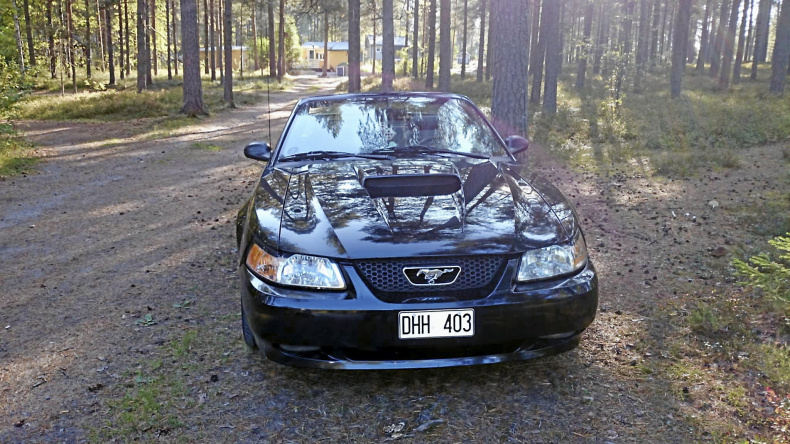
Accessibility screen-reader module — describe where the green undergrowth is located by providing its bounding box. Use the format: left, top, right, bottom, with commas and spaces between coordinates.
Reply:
7, 71, 290, 121
530, 63, 790, 177
0, 122, 37, 176
91, 318, 241, 442
734, 191, 790, 237
91, 330, 199, 442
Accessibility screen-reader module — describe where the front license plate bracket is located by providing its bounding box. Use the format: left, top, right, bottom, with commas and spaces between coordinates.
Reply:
398, 309, 475, 339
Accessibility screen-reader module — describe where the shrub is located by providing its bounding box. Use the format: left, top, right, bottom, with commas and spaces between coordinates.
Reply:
733, 233, 790, 306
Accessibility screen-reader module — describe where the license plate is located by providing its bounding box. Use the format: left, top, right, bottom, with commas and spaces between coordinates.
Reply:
398, 309, 475, 339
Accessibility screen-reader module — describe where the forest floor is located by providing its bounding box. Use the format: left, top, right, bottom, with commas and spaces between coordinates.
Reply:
1, 75, 789, 443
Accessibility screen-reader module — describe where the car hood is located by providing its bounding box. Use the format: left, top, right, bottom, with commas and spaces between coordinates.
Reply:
252, 159, 577, 259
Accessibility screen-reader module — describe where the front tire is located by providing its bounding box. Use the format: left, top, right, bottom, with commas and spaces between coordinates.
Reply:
241, 302, 257, 349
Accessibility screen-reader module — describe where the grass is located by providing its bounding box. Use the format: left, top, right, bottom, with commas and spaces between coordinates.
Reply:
734, 191, 790, 237
91, 330, 201, 442
0, 123, 37, 176
192, 142, 224, 151
5, 71, 292, 122
527, 63, 790, 177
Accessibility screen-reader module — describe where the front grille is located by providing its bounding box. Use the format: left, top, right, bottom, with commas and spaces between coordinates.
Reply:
352, 255, 507, 303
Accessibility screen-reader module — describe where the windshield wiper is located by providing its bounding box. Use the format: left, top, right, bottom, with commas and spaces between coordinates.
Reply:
278, 151, 391, 163
372, 145, 489, 159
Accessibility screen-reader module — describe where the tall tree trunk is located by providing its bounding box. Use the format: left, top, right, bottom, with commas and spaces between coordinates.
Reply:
86, 0, 94, 77
217, 3, 223, 82
118, 4, 125, 79
485, 0, 493, 80
210, 0, 216, 80
382, 0, 395, 90
529, 0, 546, 105
277, 0, 284, 80
348, 0, 361, 91
710, 0, 730, 77
47, 0, 56, 78
11, 0, 25, 74
542, 0, 560, 113
753, 0, 771, 63
770, 0, 790, 94
172, 0, 178, 75
476, 0, 485, 82
107, 5, 115, 85
97, 0, 105, 71
438, 0, 451, 91
204, 0, 209, 74
719, 0, 741, 87
671, 0, 693, 97
593, 0, 609, 75
151, 0, 158, 75
696, 0, 712, 71
145, 2, 153, 84
576, 0, 593, 90
252, 6, 259, 71
745, 0, 755, 61
22, 0, 35, 66
268, 0, 275, 76
126, 0, 131, 75
751, 0, 771, 79
659, 0, 669, 59
649, 0, 660, 63
425, 0, 436, 88
67, 0, 76, 91
323, 8, 329, 77
413, 0, 420, 78
460, 0, 468, 78
622, 1, 634, 57
223, 0, 233, 105
491, 0, 529, 137
733, 0, 749, 83
372, 0, 377, 75
166, 0, 172, 79
180, 0, 207, 115
138, 0, 148, 91
635, 0, 650, 91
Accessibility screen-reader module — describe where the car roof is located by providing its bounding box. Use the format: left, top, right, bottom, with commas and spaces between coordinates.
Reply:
296, 91, 472, 106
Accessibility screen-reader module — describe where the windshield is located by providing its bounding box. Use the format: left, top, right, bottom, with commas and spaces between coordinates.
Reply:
277, 96, 507, 161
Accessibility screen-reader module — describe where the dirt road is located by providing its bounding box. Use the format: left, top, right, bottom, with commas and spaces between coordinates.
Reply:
1, 77, 786, 442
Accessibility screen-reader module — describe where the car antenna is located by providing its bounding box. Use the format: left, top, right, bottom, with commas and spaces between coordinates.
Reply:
267, 74, 272, 143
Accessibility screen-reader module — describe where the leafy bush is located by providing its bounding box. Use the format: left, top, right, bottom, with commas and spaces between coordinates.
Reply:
733, 233, 790, 306
0, 59, 28, 111
0, 123, 36, 176
10, 89, 180, 120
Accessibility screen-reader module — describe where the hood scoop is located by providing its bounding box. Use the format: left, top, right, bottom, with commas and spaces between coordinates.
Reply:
362, 174, 462, 198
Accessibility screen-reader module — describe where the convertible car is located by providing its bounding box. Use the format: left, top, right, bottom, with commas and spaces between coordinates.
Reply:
236, 92, 598, 369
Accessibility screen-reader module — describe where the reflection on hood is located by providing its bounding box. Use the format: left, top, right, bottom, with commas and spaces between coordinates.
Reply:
254, 159, 574, 260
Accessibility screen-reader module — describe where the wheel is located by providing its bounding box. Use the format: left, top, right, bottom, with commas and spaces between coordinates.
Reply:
241, 302, 257, 349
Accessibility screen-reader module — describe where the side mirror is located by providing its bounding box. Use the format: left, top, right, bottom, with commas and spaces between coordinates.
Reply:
505, 135, 530, 155
244, 142, 271, 161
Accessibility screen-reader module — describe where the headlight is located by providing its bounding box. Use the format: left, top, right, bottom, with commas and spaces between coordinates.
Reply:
517, 232, 587, 282
245, 244, 346, 290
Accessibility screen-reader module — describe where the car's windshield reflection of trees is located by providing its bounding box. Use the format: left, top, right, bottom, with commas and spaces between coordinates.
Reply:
310, 103, 345, 140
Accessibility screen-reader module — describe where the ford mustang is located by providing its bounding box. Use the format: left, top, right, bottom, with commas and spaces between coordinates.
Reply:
236, 92, 597, 369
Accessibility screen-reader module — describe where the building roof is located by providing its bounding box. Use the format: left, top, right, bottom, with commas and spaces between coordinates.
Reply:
302, 41, 349, 51
365, 36, 407, 47
199, 46, 249, 51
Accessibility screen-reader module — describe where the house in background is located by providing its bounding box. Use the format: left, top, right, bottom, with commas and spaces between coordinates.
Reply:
364, 36, 407, 62
300, 42, 349, 71
198, 46, 251, 71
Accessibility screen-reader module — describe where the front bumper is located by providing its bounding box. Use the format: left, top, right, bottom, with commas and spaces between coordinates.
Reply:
240, 259, 598, 370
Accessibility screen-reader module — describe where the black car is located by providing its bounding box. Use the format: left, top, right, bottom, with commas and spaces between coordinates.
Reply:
236, 92, 597, 369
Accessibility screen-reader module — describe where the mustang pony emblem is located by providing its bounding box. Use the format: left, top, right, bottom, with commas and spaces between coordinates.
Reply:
416, 268, 455, 285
